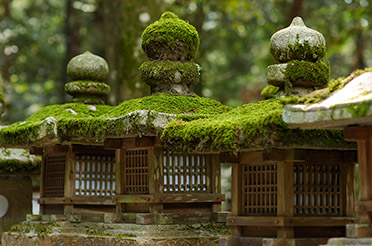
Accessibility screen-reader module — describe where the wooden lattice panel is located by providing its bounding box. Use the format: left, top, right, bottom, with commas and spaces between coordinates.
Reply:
294, 163, 342, 216
44, 155, 66, 197
74, 154, 116, 196
163, 150, 209, 193
124, 149, 149, 194
242, 164, 278, 216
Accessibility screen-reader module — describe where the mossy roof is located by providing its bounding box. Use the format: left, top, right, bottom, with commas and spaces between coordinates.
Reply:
0, 93, 354, 152
0, 148, 40, 174
161, 99, 355, 152
0, 94, 231, 147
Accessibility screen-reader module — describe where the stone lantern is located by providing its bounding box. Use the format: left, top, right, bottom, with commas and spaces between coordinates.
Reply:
267, 17, 329, 97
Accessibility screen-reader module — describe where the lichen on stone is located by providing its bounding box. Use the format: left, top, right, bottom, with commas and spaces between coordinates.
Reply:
141, 11, 200, 61
67, 51, 109, 82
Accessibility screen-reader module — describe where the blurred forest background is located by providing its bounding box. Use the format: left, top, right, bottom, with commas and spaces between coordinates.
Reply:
0, 0, 371, 124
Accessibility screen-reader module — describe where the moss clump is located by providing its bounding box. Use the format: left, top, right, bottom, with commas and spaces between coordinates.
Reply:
0, 159, 40, 174
161, 99, 354, 152
141, 11, 200, 61
280, 67, 372, 105
261, 85, 279, 99
347, 103, 370, 118
140, 61, 199, 85
284, 59, 330, 89
65, 81, 110, 96
0, 103, 111, 145
107, 94, 231, 120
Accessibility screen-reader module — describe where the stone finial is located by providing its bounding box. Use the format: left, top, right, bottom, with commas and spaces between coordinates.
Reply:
266, 17, 330, 96
65, 51, 110, 104
140, 11, 201, 96
270, 17, 326, 63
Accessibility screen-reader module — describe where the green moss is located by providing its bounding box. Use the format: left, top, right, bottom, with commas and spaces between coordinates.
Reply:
261, 85, 279, 99
347, 103, 370, 118
271, 34, 325, 63
161, 99, 354, 152
10, 222, 59, 237
284, 59, 330, 90
65, 81, 110, 96
0, 103, 111, 145
140, 60, 199, 85
0, 159, 40, 174
0, 94, 231, 145
107, 94, 231, 120
141, 11, 200, 61
281, 66, 372, 105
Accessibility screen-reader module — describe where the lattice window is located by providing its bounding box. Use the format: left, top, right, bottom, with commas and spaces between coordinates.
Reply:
163, 150, 209, 193
124, 149, 149, 194
44, 155, 66, 197
294, 163, 342, 216
74, 154, 116, 196
242, 164, 278, 216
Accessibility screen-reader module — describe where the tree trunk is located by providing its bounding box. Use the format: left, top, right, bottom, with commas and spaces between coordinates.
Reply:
102, 0, 165, 105
60, 0, 81, 104
352, 27, 367, 70
102, 0, 123, 105
1, 0, 12, 107
289, 0, 305, 23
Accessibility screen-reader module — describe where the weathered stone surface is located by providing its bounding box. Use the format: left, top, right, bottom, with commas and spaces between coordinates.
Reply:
267, 63, 287, 87
270, 17, 326, 63
2, 221, 229, 246
67, 51, 109, 82
65, 81, 110, 96
327, 237, 372, 245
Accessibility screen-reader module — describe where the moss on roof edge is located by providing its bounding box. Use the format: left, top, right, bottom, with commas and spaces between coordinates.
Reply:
160, 99, 355, 153
0, 94, 231, 147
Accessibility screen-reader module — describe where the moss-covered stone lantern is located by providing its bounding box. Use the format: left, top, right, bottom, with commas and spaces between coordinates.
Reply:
266, 17, 329, 97
159, 17, 358, 246
139, 11, 200, 96
103, 12, 226, 225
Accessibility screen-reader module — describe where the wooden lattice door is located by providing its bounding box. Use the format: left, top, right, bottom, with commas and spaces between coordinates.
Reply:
122, 148, 149, 194
43, 155, 66, 197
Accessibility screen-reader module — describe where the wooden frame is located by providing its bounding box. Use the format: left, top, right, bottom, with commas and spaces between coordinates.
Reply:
105, 137, 225, 223
223, 148, 357, 245
39, 145, 116, 217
